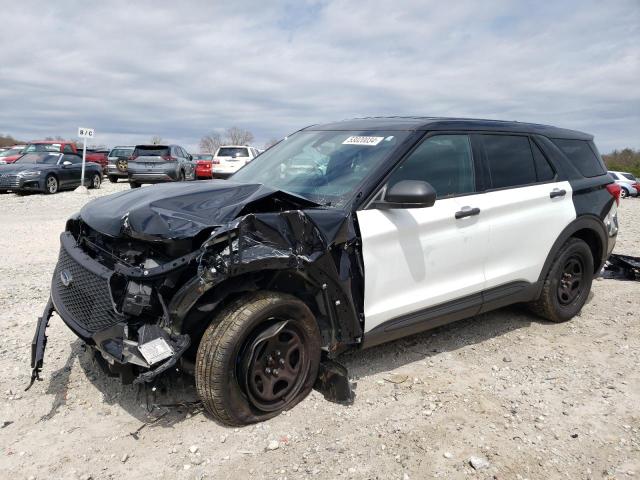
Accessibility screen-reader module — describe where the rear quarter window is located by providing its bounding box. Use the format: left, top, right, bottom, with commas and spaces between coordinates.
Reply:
551, 139, 605, 177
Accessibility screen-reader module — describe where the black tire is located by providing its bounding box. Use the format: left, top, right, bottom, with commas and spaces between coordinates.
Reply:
129, 181, 140, 189
527, 238, 594, 323
178, 170, 186, 182
89, 173, 101, 189
44, 174, 58, 194
108, 175, 119, 183
195, 291, 321, 426
620, 187, 629, 199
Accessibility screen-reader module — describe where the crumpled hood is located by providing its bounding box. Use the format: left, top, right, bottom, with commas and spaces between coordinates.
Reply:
79, 180, 320, 240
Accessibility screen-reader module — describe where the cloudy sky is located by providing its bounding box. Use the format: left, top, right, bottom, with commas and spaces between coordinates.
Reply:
1, 0, 638, 152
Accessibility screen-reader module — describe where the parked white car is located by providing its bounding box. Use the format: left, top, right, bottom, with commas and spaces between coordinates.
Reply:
212, 145, 260, 178
608, 171, 639, 198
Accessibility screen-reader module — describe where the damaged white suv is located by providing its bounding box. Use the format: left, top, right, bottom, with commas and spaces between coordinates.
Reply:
31, 117, 620, 425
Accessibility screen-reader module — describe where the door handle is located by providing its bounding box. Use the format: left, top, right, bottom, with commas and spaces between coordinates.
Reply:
550, 188, 566, 198
455, 207, 480, 219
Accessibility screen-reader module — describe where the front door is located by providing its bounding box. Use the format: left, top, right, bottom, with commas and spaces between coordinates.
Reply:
357, 134, 488, 333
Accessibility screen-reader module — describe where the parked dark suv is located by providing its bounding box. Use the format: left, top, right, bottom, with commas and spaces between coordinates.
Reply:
127, 144, 195, 188
31, 117, 619, 425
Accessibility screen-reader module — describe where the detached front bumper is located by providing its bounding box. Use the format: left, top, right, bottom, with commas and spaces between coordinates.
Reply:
30, 231, 190, 385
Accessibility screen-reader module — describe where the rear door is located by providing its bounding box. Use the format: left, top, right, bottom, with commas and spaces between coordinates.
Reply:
472, 134, 576, 295
357, 133, 489, 333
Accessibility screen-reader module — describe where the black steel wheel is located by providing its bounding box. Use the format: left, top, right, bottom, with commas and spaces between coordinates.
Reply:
195, 291, 321, 426
527, 238, 593, 322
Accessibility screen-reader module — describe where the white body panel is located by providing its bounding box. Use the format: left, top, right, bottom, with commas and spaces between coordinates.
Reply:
358, 180, 576, 334
357, 197, 488, 333
474, 181, 575, 289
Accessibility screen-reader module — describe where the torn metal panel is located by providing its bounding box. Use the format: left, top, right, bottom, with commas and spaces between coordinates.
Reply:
602, 254, 640, 281
32, 179, 366, 388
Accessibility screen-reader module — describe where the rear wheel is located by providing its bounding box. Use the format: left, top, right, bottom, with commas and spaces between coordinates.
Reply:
129, 181, 140, 189
178, 170, 186, 182
108, 175, 118, 183
195, 292, 321, 426
44, 175, 58, 194
620, 187, 629, 199
89, 173, 101, 189
527, 238, 594, 322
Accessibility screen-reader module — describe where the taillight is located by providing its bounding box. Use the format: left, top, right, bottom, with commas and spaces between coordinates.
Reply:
606, 183, 621, 206
161, 155, 176, 161
129, 155, 137, 161
212, 158, 220, 164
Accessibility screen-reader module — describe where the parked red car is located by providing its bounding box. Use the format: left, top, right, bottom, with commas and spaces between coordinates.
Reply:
0, 145, 26, 164
22, 141, 109, 172
193, 154, 214, 179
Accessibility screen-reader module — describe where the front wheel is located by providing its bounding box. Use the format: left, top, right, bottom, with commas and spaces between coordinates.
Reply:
195, 292, 321, 426
620, 188, 629, 199
44, 175, 58, 194
527, 238, 594, 322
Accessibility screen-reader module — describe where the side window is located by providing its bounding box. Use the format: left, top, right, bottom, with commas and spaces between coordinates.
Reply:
63, 144, 74, 153
386, 134, 475, 199
551, 139, 605, 177
531, 141, 555, 182
609, 172, 618, 179
65, 154, 82, 164
482, 135, 536, 189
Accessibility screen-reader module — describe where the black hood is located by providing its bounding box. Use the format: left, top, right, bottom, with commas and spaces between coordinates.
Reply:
0, 163, 53, 174
79, 180, 321, 240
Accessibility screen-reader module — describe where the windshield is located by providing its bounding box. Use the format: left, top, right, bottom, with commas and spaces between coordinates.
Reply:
24, 143, 62, 153
109, 148, 134, 157
0, 147, 24, 157
217, 147, 248, 158
194, 154, 213, 161
230, 130, 410, 207
15, 152, 61, 164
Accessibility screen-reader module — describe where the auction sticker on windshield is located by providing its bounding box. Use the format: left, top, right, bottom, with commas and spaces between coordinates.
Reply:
342, 136, 384, 146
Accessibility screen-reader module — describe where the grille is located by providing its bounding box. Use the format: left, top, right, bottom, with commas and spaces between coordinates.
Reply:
0, 174, 19, 188
52, 244, 125, 334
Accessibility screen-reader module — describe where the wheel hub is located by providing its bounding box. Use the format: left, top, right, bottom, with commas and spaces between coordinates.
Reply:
557, 256, 584, 305
240, 320, 308, 412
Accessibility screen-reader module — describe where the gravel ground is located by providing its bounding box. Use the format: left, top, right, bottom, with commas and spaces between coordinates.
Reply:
0, 183, 638, 480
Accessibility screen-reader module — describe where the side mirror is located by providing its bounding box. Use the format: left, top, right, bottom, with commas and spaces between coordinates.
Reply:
373, 180, 437, 209
62, 161, 72, 166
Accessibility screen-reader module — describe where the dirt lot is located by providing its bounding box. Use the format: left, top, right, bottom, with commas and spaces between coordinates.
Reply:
0, 182, 638, 480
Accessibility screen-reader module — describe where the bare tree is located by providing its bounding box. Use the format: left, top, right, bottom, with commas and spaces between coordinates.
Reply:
150, 135, 164, 145
199, 132, 223, 153
225, 127, 254, 146
264, 137, 281, 150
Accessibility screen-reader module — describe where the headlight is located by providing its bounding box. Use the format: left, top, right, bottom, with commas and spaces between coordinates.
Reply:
18, 171, 41, 177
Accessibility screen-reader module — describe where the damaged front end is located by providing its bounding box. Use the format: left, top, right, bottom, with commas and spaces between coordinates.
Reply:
30, 182, 364, 394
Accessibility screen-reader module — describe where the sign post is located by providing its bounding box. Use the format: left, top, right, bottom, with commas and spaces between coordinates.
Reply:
77, 127, 95, 192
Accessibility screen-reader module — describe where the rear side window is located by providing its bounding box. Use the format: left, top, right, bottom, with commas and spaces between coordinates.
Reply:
551, 139, 605, 177
482, 135, 536, 188
531, 141, 556, 182
387, 134, 475, 199
622, 173, 636, 181
134, 146, 170, 157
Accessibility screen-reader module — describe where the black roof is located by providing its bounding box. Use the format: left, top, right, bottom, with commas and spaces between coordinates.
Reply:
305, 117, 593, 140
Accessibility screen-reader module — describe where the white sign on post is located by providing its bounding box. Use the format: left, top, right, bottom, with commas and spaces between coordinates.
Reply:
76, 127, 95, 192
78, 127, 95, 138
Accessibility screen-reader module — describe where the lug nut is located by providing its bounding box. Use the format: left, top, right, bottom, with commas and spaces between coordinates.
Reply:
279, 358, 285, 366
272, 369, 279, 377
265, 367, 272, 375
275, 350, 281, 357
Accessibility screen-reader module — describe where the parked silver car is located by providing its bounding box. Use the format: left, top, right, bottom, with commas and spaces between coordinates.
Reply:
128, 144, 195, 188
609, 171, 639, 198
